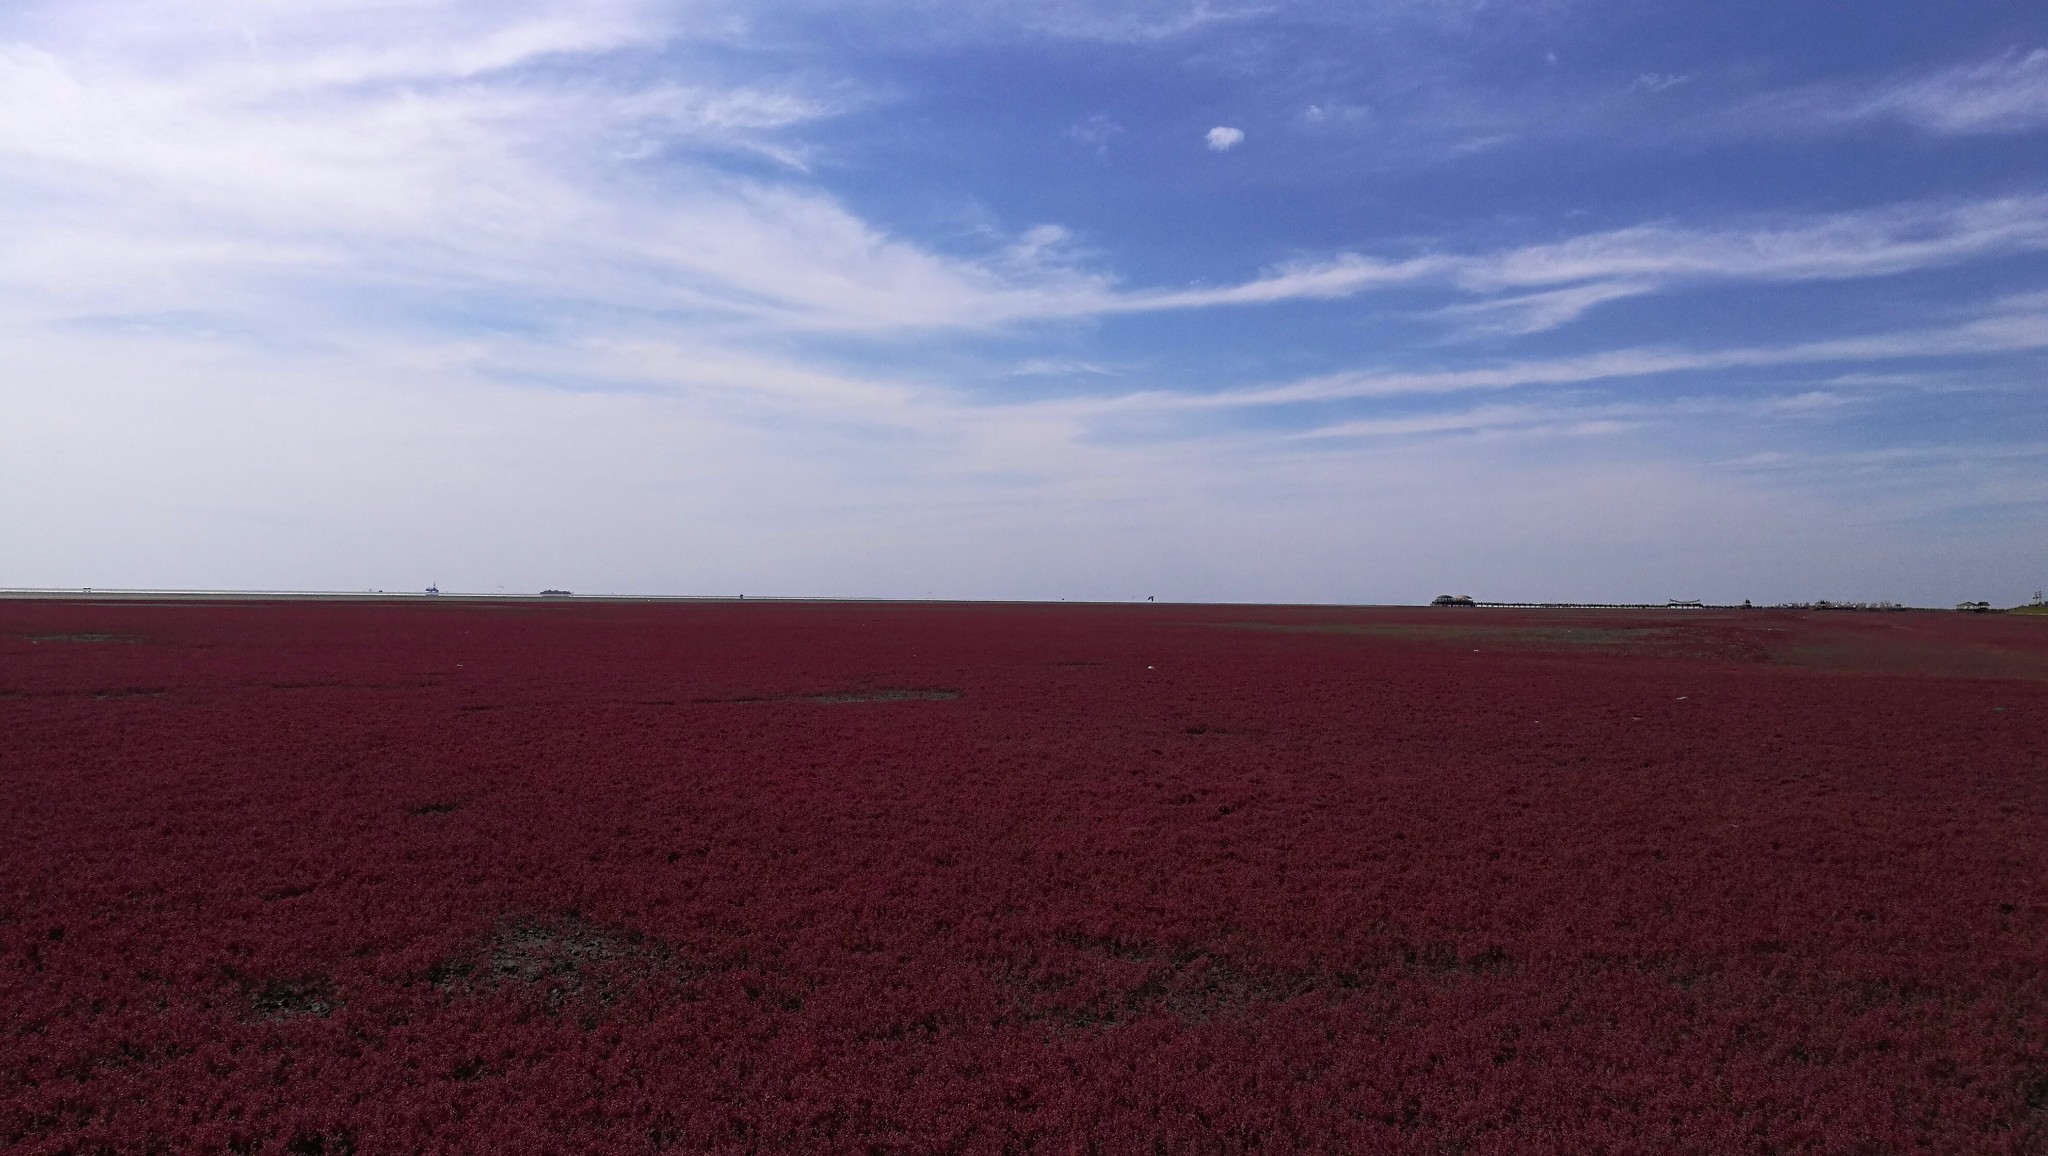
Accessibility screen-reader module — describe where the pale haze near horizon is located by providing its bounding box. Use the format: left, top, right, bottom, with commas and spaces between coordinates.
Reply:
4, 0, 2046, 605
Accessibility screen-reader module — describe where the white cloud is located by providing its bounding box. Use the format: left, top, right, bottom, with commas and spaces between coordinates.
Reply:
1006, 359, 1124, 377
1293, 390, 1866, 443
1293, 402, 1614, 441
1090, 194, 2048, 331
1302, 102, 1369, 125
1011, 193, 2048, 327
1863, 48, 2048, 133
1004, 224, 1078, 267
1065, 113, 1122, 155
1111, 253, 1447, 311
916, 0, 1261, 45
1170, 293, 2048, 406
1633, 72, 1690, 93
1435, 281, 1652, 335
1205, 125, 1245, 151
1744, 48, 2048, 136
0, 6, 1124, 335
1414, 194, 2048, 331
1465, 196, 2048, 291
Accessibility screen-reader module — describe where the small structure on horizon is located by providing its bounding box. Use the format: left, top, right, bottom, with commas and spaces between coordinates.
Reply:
1431, 594, 1477, 606
539, 589, 572, 597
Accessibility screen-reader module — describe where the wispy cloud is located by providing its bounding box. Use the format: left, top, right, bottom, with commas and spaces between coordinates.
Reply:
1469, 198, 2048, 287
1018, 0, 1259, 44
1301, 101, 1369, 125
1438, 195, 2048, 329
1435, 281, 1652, 336
1006, 359, 1125, 377
1099, 194, 2048, 332
1293, 390, 1862, 443
1070, 292, 2048, 410
1741, 48, 2048, 136
1103, 253, 1446, 312
703, 0, 1266, 49
1065, 113, 1122, 156
1633, 72, 1691, 93
0, 4, 1102, 336
1292, 402, 1627, 441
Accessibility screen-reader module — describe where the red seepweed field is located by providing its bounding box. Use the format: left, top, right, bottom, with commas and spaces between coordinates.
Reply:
3, 598, 2045, 1153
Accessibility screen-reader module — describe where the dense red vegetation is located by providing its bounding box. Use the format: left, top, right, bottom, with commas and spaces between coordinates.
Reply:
3, 598, 2045, 1153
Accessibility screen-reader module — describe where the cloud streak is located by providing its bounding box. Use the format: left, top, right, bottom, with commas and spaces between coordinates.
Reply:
1035, 194, 2048, 332
1739, 48, 2048, 136
1058, 293, 2048, 412
1300, 195, 2048, 333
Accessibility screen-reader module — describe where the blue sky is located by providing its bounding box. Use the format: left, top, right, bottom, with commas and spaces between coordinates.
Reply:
4, 0, 2045, 603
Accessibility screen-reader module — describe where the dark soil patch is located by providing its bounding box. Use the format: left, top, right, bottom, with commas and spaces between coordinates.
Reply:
15, 633, 144, 644
248, 976, 337, 1020
1223, 619, 1778, 663
428, 916, 699, 1014
696, 687, 960, 704
1003, 934, 1321, 1032
804, 688, 959, 704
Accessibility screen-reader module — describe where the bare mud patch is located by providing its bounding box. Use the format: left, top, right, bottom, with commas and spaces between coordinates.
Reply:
696, 687, 960, 705
15, 633, 146, 644
427, 916, 698, 1014
247, 976, 338, 1020
1000, 934, 1320, 1033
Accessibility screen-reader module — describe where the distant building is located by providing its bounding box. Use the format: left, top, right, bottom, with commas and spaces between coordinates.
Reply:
1431, 594, 1476, 606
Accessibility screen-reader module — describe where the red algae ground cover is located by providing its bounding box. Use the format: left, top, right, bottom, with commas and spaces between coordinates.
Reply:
2, 599, 2045, 1153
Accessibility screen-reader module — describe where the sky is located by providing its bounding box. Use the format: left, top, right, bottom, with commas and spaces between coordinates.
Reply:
4, 0, 2046, 604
